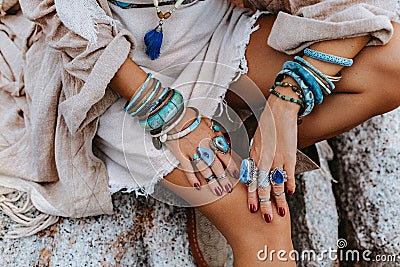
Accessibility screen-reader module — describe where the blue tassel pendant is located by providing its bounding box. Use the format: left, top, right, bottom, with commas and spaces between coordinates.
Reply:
144, 23, 163, 60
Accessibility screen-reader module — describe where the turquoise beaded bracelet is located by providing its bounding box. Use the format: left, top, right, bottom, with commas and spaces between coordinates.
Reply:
269, 86, 305, 113
304, 48, 353, 67
276, 69, 315, 117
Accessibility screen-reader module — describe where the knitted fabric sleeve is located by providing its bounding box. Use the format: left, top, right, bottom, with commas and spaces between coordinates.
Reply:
19, 0, 136, 134
249, 0, 397, 54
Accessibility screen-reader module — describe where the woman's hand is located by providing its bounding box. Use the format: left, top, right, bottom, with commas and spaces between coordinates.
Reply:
247, 82, 300, 223
165, 108, 239, 198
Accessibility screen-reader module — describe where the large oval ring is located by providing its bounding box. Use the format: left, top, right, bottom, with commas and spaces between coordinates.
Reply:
239, 157, 257, 187
205, 174, 216, 183
209, 135, 230, 154
269, 167, 288, 185
197, 147, 215, 167
257, 170, 271, 189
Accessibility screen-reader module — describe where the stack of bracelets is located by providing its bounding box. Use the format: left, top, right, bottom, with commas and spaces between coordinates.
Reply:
124, 73, 202, 150
270, 48, 353, 123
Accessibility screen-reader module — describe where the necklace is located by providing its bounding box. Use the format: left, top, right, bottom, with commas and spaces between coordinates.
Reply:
144, 0, 185, 60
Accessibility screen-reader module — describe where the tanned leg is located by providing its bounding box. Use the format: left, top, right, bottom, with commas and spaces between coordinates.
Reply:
162, 168, 295, 267
163, 14, 400, 267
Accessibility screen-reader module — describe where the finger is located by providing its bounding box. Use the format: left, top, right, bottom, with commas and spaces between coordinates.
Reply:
284, 155, 296, 197
258, 186, 273, 223
247, 179, 258, 213
178, 157, 202, 190
270, 165, 288, 218
196, 160, 224, 197
217, 151, 240, 180
210, 158, 232, 193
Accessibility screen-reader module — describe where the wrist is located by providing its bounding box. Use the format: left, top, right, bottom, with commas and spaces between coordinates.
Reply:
268, 77, 302, 114
169, 107, 197, 134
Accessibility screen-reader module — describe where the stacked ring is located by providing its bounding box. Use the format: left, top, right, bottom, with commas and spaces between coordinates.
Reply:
239, 157, 257, 187
269, 167, 288, 185
259, 198, 271, 203
273, 192, 285, 197
257, 170, 271, 188
205, 174, 216, 183
210, 136, 230, 154
217, 173, 228, 181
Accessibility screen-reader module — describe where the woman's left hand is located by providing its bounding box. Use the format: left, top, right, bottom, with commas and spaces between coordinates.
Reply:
246, 86, 300, 223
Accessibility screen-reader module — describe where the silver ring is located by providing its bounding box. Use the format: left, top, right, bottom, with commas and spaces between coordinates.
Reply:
257, 170, 271, 189
269, 167, 288, 185
209, 136, 230, 154
259, 198, 271, 203
217, 173, 228, 181
205, 174, 216, 183
273, 192, 285, 197
239, 157, 258, 187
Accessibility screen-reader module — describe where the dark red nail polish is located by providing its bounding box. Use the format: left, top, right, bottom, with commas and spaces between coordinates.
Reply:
250, 204, 257, 213
194, 183, 201, 190
278, 207, 286, 217
225, 184, 232, 193
215, 187, 222, 196
264, 214, 272, 223
233, 170, 239, 179
288, 190, 294, 197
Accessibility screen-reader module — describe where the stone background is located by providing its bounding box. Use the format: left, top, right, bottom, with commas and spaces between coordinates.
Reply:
0, 1, 399, 267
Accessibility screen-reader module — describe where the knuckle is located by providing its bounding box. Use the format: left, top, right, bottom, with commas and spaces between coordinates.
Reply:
272, 184, 284, 192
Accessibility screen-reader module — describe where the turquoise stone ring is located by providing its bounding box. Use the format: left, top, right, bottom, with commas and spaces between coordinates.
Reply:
210, 136, 230, 154
269, 167, 288, 185
239, 158, 257, 186
197, 147, 215, 167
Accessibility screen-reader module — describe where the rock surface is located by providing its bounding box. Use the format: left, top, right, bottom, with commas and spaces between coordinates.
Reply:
289, 142, 339, 267
330, 108, 400, 267
0, 195, 196, 266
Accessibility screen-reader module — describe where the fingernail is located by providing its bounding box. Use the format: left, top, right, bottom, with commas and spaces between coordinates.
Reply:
278, 207, 286, 217
233, 170, 239, 179
264, 214, 272, 223
288, 190, 294, 197
215, 187, 223, 196
225, 184, 232, 193
194, 183, 201, 190
250, 204, 257, 213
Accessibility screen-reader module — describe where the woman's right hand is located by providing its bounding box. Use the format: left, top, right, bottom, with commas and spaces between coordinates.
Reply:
165, 108, 239, 197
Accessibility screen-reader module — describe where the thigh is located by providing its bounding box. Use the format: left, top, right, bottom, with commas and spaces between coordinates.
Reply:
162, 167, 295, 266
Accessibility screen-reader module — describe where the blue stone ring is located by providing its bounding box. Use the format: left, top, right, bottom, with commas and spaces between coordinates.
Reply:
210, 136, 230, 154
239, 157, 257, 187
269, 167, 288, 185
197, 147, 215, 167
